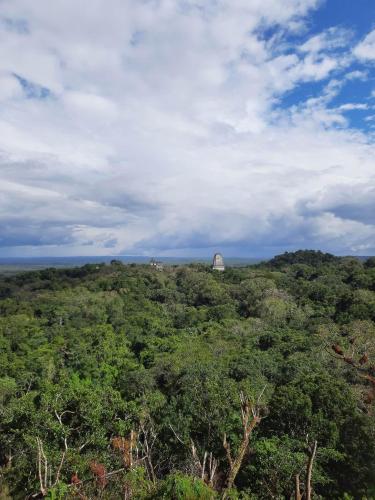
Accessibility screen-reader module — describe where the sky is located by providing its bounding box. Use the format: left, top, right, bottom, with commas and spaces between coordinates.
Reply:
0, 0, 375, 258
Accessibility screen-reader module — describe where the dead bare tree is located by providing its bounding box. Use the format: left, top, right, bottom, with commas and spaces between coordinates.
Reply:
138, 420, 157, 484
327, 341, 375, 409
35, 437, 47, 497
112, 426, 157, 483
112, 432, 137, 469
190, 440, 218, 487
295, 473, 301, 500
221, 390, 266, 498
293, 439, 318, 500
111, 420, 158, 498
32, 404, 72, 497
306, 440, 317, 500
33, 435, 68, 498
168, 424, 219, 488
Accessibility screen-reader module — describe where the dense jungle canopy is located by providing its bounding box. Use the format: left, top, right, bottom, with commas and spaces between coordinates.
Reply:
0, 251, 375, 499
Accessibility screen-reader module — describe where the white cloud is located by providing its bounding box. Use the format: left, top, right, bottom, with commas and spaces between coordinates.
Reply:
300, 27, 352, 54
0, 0, 374, 257
354, 29, 375, 62
345, 70, 368, 80
338, 103, 368, 111
63, 91, 118, 121
0, 73, 22, 101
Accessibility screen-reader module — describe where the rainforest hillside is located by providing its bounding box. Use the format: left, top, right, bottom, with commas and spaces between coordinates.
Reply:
0, 251, 375, 499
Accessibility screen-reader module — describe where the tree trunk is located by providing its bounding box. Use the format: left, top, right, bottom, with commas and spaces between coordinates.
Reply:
295, 474, 301, 500
222, 416, 260, 498
221, 391, 265, 499
224, 434, 250, 492
306, 440, 317, 500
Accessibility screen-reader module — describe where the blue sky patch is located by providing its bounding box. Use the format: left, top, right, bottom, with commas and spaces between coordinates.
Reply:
13, 74, 52, 100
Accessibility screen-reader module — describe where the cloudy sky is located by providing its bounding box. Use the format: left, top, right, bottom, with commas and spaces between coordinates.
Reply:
0, 0, 375, 258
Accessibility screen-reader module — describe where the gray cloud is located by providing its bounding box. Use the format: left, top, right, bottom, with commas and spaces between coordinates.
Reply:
298, 182, 375, 226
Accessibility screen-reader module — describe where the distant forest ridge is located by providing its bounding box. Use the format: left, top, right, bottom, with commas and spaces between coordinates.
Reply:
0, 250, 372, 271
0, 256, 262, 276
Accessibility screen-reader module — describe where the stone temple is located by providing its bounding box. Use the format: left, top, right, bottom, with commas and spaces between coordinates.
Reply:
212, 253, 225, 271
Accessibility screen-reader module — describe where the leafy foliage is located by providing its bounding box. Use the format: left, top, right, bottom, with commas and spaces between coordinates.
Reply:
0, 252, 374, 498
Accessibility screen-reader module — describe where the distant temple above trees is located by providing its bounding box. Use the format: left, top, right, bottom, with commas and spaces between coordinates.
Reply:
212, 252, 225, 271
149, 258, 164, 271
